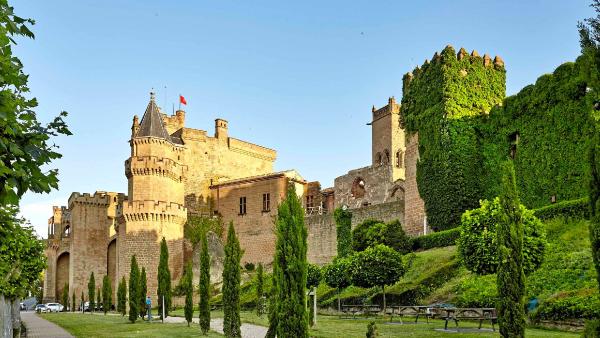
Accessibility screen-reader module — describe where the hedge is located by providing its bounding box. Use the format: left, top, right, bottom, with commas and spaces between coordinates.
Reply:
412, 228, 460, 251
532, 198, 589, 221
531, 290, 600, 321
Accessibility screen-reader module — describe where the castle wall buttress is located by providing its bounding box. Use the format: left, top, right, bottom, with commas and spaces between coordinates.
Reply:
403, 133, 426, 235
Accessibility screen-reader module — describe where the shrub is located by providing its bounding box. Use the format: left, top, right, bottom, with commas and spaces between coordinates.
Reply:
366, 321, 378, 338
584, 319, 600, 338
352, 219, 412, 254
533, 198, 589, 220
531, 290, 600, 321
457, 197, 546, 275
244, 262, 255, 271
412, 228, 460, 250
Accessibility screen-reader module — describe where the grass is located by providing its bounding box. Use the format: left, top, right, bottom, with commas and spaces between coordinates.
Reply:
40, 312, 222, 337
168, 309, 578, 338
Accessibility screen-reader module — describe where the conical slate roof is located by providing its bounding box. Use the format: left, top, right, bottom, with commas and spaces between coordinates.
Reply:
136, 92, 171, 141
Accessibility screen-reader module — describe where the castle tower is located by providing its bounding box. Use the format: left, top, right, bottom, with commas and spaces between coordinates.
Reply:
371, 96, 405, 181
119, 92, 188, 302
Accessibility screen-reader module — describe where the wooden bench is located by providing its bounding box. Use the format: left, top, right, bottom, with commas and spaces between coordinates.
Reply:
434, 307, 497, 331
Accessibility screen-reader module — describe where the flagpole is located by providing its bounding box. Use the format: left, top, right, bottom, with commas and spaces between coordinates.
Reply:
178, 93, 181, 111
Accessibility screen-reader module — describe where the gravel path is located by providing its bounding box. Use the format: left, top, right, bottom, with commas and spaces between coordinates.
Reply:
21, 311, 74, 338
163, 315, 268, 338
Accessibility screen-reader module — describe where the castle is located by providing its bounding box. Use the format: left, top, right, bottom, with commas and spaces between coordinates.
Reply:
43, 45, 594, 305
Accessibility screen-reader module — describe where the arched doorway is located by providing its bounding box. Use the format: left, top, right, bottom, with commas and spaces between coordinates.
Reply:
55, 252, 70, 302
107, 239, 117, 300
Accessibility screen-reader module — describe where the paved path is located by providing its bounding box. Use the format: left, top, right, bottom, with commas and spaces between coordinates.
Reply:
163, 315, 268, 338
21, 311, 74, 338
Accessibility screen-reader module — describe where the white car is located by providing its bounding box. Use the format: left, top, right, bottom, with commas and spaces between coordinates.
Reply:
45, 303, 64, 312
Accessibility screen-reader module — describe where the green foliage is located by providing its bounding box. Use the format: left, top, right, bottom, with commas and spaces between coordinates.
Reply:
72, 292, 75, 312
306, 264, 321, 289
457, 197, 546, 275
334, 207, 353, 258
590, 133, 600, 292
244, 262, 255, 271
401, 45, 505, 230
412, 228, 460, 250
184, 215, 224, 247
199, 231, 211, 334
272, 184, 309, 338
533, 198, 589, 220
88, 272, 95, 313
102, 275, 112, 314
584, 319, 600, 338
117, 277, 126, 316
352, 219, 412, 254
496, 162, 525, 338
0, 209, 46, 299
223, 222, 242, 337
255, 263, 265, 317
183, 262, 193, 326
97, 287, 101, 313
350, 244, 406, 310
323, 256, 352, 311
481, 57, 596, 210
366, 321, 378, 338
157, 237, 172, 318
80, 291, 84, 312
61, 283, 68, 311
531, 289, 600, 321
139, 267, 147, 318
128, 255, 139, 323
0, 1, 71, 206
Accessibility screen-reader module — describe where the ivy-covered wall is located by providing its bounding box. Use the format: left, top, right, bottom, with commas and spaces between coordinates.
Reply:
400, 45, 506, 230
481, 56, 597, 208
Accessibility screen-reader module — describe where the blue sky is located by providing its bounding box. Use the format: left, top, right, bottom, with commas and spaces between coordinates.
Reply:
15, 0, 592, 237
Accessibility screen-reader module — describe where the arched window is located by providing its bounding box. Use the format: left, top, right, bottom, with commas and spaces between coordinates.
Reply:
396, 150, 404, 168
375, 152, 382, 166
383, 149, 390, 164
351, 177, 366, 198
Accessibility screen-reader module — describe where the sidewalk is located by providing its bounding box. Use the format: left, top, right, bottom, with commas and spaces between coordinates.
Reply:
21, 311, 74, 338
162, 315, 268, 338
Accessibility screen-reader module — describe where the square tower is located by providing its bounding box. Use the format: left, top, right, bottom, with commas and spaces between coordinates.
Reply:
371, 96, 405, 181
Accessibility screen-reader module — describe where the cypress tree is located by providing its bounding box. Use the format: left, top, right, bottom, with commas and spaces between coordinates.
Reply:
97, 287, 101, 312
102, 275, 112, 314
80, 291, 84, 313
199, 231, 211, 335
139, 267, 147, 319
88, 272, 95, 313
129, 255, 140, 323
184, 262, 193, 327
266, 261, 278, 338
117, 276, 127, 316
273, 184, 309, 337
222, 222, 241, 338
256, 263, 265, 317
72, 292, 75, 312
158, 237, 172, 318
61, 283, 68, 311
496, 161, 525, 338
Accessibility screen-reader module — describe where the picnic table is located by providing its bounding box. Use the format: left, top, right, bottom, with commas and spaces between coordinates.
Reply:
434, 307, 497, 331
340, 304, 381, 318
385, 305, 434, 324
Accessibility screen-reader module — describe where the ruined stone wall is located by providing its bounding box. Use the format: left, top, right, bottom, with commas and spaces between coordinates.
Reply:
334, 164, 401, 209
306, 199, 406, 265
403, 133, 427, 235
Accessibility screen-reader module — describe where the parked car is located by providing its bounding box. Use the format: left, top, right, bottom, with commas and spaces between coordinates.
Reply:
46, 303, 64, 312
35, 304, 49, 313
19, 303, 25, 311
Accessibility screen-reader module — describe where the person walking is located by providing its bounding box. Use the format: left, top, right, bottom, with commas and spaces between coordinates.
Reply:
146, 296, 152, 321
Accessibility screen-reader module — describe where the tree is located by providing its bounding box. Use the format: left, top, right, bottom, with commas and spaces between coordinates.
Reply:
80, 291, 84, 312
199, 231, 211, 334
71, 292, 75, 312
266, 261, 278, 338
255, 263, 265, 317
88, 272, 95, 313
222, 222, 241, 337
349, 244, 405, 313
117, 277, 127, 316
129, 255, 140, 323
352, 219, 412, 254
183, 262, 193, 327
157, 237, 172, 319
102, 275, 112, 314
272, 184, 309, 338
323, 257, 352, 312
496, 161, 526, 338
139, 267, 147, 319
61, 283, 68, 311
457, 197, 546, 275
333, 207, 353, 258
97, 287, 101, 312
306, 264, 321, 327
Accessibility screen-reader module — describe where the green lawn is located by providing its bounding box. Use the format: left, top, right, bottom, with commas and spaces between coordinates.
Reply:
168, 309, 578, 337
40, 313, 222, 337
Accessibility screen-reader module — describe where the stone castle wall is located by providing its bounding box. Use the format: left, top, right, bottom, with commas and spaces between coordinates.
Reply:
403, 133, 427, 235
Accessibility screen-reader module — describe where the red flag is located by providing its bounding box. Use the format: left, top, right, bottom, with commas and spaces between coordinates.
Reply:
179, 95, 187, 105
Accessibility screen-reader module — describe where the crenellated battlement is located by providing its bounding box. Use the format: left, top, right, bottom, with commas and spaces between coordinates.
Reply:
372, 96, 401, 121
121, 200, 187, 224
229, 137, 277, 161
68, 191, 121, 208
125, 156, 186, 181
131, 137, 185, 151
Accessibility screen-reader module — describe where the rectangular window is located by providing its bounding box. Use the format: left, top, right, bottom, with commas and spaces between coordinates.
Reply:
262, 193, 270, 212
306, 195, 314, 209
239, 196, 247, 215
